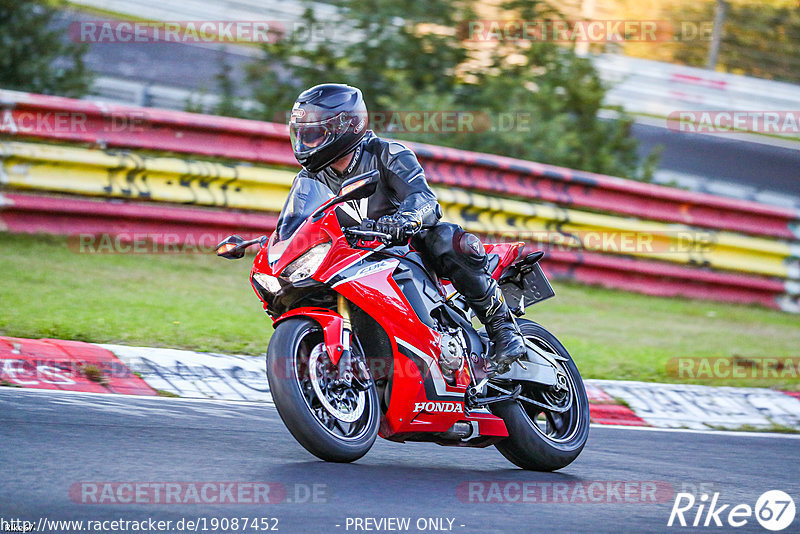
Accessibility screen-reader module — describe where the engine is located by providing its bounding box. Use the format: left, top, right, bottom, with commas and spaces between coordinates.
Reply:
438, 329, 467, 384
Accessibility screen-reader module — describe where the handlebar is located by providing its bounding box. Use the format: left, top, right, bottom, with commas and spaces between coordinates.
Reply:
344, 228, 393, 241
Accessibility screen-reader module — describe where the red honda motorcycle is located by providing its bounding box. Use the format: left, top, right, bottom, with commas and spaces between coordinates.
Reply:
216, 170, 589, 471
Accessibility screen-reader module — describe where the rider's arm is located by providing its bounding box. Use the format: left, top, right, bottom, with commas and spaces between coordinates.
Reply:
381, 142, 442, 228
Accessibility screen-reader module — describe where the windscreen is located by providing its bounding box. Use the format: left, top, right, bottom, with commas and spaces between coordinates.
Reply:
274, 177, 335, 242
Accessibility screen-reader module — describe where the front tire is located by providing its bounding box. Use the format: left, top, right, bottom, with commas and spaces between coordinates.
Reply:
267, 318, 379, 463
491, 320, 589, 471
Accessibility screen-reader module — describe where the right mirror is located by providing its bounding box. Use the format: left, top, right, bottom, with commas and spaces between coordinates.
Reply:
215, 235, 246, 260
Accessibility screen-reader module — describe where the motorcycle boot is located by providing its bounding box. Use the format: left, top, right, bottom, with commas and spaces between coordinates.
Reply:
466, 280, 527, 374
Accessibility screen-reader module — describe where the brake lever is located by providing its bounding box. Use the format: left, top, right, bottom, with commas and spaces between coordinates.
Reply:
343, 227, 391, 250
345, 228, 393, 241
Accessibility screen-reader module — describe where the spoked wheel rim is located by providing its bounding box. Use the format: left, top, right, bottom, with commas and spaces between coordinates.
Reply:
296, 340, 371, 442
517, 335, 582, 444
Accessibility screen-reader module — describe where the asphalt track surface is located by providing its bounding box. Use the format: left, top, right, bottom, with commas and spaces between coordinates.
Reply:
2, 389, 799, 534
632, 123, 800, 198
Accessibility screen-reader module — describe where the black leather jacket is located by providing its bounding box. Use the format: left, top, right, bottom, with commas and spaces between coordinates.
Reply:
296, 131, 442, 228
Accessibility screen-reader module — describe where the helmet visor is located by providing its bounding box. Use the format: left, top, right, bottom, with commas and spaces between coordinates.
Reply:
290, 113, 346, 154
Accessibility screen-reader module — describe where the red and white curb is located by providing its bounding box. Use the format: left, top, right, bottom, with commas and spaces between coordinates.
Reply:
100, 343, 270, 402
2, 336, 799, 431
592, 380, 800, 430
0, 336, 155, 395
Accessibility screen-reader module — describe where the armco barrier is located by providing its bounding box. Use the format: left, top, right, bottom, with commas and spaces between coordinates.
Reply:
3, 140, 798, 282
544, 249, 799, 313
3, 191, 797, 312
0, 192, 276, 244
0, 140, 291, 212
436, 189, 799, 281
0, 90, 295, 167
1, 90, 799, 312
2, 89, 798, 240
595, 54, 800, 128
413, 144, 800, 242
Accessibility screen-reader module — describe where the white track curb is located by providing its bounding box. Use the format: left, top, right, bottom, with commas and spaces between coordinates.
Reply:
100, 344, 800, 432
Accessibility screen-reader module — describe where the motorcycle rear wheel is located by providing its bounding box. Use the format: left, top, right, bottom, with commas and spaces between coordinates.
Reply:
267, 317, 379, 463
490, 320, 590, 471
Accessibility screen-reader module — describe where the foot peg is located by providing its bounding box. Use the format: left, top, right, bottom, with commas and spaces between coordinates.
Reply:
466, 384, 522, 409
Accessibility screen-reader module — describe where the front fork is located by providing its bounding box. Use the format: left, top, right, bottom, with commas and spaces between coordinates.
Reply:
336, 294, 372, 390
336, 294, 354, 386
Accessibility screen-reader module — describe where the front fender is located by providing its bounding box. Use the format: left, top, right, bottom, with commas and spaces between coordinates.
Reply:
273, 307, 345, 365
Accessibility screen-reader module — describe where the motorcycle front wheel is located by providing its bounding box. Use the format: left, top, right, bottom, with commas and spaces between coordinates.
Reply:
490, 320, 590, 471
267, 317, 379, 463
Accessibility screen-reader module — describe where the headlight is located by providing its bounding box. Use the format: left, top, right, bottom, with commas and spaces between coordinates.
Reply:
281, 242, 331, 284
252, 272, 282, 295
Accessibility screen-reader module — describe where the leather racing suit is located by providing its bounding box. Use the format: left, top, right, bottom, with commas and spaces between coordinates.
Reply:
296, 131, 526, 370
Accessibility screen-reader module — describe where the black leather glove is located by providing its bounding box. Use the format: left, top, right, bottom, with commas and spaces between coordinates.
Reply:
375, 213, 421, 244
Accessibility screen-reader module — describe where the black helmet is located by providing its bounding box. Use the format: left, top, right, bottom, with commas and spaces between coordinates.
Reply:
289, 83, 368, 173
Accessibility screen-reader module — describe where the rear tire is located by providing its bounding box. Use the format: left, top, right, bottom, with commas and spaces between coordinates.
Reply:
267, 318, 379, 463
491, 320, 589, 471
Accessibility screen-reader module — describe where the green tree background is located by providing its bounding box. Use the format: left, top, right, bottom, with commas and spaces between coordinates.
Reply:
669, 2, 800, 83
242, 0, 658, 180
0, 0, 93, 97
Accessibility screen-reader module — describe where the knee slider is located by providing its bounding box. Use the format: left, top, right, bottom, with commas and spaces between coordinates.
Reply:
454, 231, 487, 267
424, 223, 459, 257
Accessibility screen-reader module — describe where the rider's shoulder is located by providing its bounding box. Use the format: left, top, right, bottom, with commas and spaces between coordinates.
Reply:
364, 133, 417, 163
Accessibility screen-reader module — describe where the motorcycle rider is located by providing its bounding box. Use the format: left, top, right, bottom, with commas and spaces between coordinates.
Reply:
288, 83, 526, 373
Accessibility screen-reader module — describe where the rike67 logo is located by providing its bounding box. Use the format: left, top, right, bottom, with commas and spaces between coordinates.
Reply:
668, 490, 796, 531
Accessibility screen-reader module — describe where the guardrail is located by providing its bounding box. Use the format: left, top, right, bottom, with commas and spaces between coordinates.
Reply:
2, 188, 794, 312
596, 54, 800, 128
1, 90, 798, 312
91, 77, 262, 115
3, 139, 796, 280
0, 192, 274, 245
3, 90, 797, 240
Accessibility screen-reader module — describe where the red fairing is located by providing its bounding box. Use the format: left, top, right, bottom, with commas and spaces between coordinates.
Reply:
484, 242, 524, 279
274, 308, 346, 365
253, 201, 512, 444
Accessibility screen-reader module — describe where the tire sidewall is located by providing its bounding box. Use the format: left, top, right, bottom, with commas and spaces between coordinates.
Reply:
491, 320, 590, 470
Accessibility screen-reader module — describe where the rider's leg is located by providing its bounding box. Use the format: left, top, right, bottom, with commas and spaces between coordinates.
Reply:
412, 222, 526, 373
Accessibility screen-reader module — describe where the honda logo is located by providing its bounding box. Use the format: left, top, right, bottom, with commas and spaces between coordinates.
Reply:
413, 401, 464, 413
